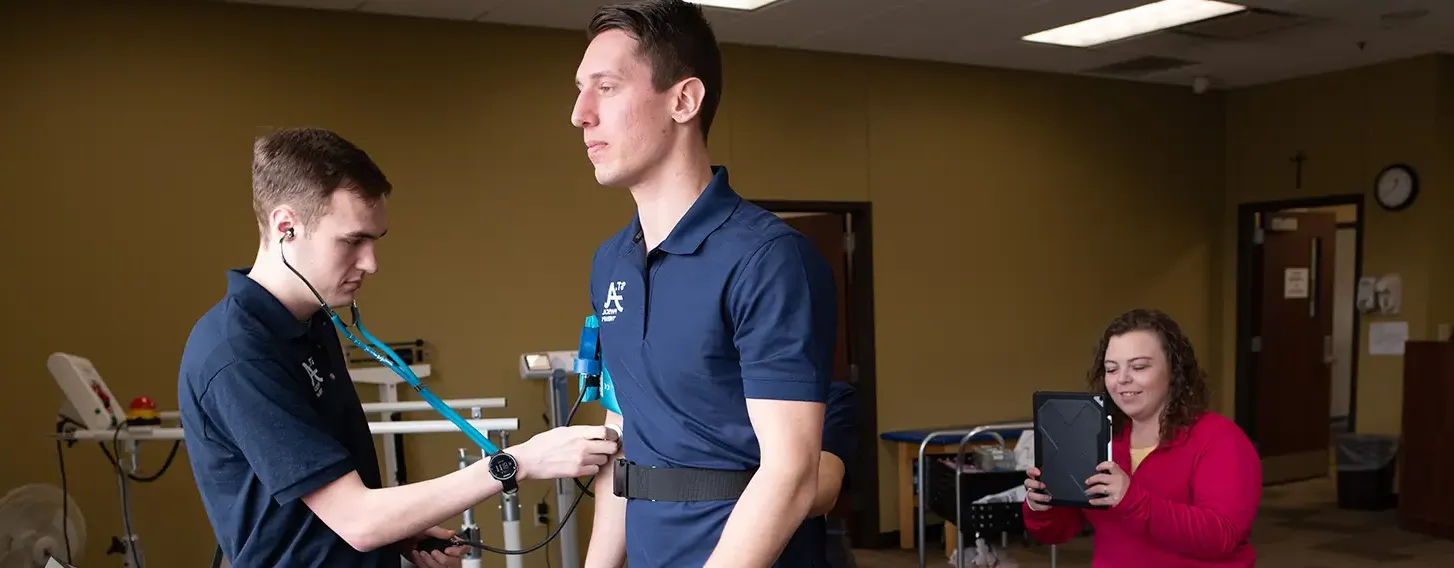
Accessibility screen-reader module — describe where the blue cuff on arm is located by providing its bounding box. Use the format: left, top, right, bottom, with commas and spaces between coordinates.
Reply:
728, 234, 838, 403
200, 358, 355, 504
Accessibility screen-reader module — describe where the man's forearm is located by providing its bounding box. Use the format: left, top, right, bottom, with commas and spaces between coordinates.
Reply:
345, 465, 502, 551
704, 464, 817, 567
583, 462, 627, 568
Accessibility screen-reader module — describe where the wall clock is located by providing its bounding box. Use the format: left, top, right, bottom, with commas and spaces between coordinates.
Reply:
1375, 164, 1418, 211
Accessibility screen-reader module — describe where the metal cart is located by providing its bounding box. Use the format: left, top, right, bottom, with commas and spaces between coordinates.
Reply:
914, 421, 1057, 568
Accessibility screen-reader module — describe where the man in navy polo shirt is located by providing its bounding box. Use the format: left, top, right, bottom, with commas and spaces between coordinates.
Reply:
178, 128, 621, 568
572, 2, 839, 566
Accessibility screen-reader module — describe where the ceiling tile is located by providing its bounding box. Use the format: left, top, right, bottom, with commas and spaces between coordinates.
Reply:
226, 0, 363, 10
1255, 0, 1424, 20
359, 0, 493, 20
802, 0, 1004, 54
1102, 29, 1214, 56
709, 0, 894, 47
698, 7, 750, 29
476, 0, 597, 30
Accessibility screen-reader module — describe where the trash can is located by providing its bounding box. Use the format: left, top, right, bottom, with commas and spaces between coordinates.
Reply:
1334, 433, 1399, 510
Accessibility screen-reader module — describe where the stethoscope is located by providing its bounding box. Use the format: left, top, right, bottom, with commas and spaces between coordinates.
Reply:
277, 228, 501, 456
274, 228, 592, 556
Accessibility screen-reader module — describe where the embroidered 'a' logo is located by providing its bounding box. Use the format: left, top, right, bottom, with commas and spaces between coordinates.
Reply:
601, 281, 626, 323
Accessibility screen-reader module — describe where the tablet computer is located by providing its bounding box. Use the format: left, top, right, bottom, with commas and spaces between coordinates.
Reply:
1032, 391, 1112, 509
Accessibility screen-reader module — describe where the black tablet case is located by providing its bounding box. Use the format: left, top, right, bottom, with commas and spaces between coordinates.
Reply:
1033, 391, 1112, 509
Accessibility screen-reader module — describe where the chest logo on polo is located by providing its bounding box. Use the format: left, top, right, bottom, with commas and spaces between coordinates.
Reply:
601, 281, 627, 323
302, 357, 331, 398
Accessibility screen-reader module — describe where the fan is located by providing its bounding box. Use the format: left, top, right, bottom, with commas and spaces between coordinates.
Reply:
0, 484, 86, 568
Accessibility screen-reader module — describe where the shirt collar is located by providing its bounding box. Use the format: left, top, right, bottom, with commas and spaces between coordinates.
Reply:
225, 267, 314, 340
626, 166, 741, 256
1114, 412, 1199, 449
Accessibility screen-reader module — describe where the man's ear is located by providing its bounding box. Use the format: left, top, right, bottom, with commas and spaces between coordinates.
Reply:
270, 206, 299, 242
670, 77, 705, 125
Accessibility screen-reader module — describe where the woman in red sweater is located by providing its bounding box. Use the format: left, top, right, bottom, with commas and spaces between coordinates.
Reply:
1022, 308, 1262, 567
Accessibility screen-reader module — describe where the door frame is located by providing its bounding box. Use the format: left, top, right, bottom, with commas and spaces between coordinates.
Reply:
754, 199, 883, 548
1234, 194, 1365, 450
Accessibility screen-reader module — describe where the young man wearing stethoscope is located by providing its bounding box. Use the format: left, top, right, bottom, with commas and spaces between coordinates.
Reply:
178, 127, 621, 568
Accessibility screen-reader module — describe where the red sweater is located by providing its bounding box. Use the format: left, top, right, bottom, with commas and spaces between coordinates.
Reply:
1022, 411, 1262, 567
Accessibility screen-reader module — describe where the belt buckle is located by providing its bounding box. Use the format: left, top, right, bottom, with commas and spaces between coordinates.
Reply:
612, 457, 629, 499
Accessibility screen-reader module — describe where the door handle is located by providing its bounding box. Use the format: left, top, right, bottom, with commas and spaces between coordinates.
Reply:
1308, 237, 1321, 318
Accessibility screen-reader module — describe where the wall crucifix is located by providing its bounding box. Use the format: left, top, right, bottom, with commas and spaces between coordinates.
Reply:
1290, 151, 1308, 189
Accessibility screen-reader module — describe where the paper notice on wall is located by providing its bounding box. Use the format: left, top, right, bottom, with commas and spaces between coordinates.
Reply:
1368, 321, 1409, 356
1284, 268, 1310, 299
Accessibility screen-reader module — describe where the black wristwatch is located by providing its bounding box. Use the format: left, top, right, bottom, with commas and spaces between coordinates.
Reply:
487, 452, 520, 495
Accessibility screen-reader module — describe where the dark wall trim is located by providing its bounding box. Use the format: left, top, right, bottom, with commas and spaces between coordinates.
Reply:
1234, 194, 1365, 442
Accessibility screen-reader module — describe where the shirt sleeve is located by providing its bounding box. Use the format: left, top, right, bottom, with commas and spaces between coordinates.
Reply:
822, 381, 859, 463
198, 358, 355, 505
727, 234, 837, 402
1111, 422, 1262, 559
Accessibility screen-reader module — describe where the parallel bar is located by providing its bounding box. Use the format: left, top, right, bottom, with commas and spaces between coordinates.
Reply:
364, 398, 506, 413
373, 419, 518, 436
59, 418, 520, 442
155, 397, 507, 421
351, 364, 433, 385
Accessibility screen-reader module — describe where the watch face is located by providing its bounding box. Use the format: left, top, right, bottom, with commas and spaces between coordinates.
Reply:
489, 454, 517, 480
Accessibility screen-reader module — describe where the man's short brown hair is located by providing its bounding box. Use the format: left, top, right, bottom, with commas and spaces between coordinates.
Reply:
587, 0, 723, 141
251, 127, 391, 236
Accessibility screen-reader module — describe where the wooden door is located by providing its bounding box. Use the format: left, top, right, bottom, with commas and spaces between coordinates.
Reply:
781, 213, 852, 384
1253, 211, 1338, 483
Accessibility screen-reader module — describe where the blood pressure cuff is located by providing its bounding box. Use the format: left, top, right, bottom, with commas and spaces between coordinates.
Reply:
600, 364, 622, 416
612, 458, 756, 502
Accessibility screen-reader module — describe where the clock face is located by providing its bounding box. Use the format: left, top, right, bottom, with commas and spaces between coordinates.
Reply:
1376, 166, 1415, 209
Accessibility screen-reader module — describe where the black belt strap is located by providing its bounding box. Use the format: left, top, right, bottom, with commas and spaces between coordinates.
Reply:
612, 458, 756, 502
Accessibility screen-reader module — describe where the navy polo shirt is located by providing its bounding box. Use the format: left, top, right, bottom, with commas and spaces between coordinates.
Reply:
177, 268, 388, 568
589, 166, 839, 567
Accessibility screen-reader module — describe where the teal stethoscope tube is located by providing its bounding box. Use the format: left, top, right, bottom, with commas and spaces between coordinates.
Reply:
279, 232, 501, 456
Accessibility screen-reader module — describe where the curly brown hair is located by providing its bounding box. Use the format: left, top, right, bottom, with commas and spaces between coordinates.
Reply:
1086, 308, 1209, 443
